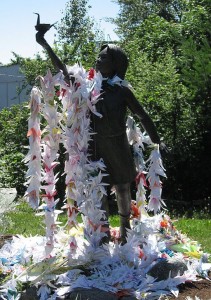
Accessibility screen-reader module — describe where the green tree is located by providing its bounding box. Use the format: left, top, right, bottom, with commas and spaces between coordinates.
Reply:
113, 0, 185, 40
58, 0, 92, 43
0, 104, 29, 195
114, 0, 211, 203
55, 0, 103, 68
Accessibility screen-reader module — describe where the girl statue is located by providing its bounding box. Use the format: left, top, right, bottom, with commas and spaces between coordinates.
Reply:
35, 16, 162, 244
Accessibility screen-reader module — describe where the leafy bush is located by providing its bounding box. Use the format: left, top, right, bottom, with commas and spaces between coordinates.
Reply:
118, 1, 211, 203
0, 103, 29, 195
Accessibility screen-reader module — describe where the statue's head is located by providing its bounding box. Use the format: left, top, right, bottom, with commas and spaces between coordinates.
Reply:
96, 44, 129, 79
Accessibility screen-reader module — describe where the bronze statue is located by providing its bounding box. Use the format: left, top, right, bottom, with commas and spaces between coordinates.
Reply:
35, 15, 162, 244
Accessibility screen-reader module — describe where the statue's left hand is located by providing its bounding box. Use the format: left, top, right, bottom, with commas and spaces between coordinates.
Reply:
35, 23, 52, 34
34, 13, 68, 80
34, 13, 55, 48
34, 13, 54, 34
159, 142, 170, 157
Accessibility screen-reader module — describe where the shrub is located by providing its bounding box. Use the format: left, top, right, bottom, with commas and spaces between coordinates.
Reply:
0, 103, 29, 195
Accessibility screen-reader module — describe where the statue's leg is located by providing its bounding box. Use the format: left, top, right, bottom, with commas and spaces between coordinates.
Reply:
100, 194, 111, 244
101, 194, 109, 217
114, 183, 131, 244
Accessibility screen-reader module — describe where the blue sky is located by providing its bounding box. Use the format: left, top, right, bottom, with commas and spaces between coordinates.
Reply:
0, 0, 119, 65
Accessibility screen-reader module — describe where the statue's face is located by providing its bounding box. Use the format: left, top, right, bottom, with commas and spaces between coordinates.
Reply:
96, 47, 115, 78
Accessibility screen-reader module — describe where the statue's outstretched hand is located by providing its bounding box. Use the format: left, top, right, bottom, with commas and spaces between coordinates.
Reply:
34, 13, 69, 80
159, 142, 170, 158
34, 13, 55, 48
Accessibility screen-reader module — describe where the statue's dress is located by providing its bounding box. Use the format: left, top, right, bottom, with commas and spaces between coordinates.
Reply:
91, 82, 156, 185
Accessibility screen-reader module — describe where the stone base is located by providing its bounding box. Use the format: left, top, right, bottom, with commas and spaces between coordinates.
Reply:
20, 287, 137, 300
147, 259, 188, 281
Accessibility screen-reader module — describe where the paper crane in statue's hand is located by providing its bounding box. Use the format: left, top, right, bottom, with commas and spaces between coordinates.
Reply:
34, 13, 71, 83
34, 13, 56, 34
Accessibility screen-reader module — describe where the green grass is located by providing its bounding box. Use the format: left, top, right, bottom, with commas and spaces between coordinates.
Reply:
109, 215, 211, 254
0, 200, 210, 254
173, 218, 211, 254
0, 201, 45, 236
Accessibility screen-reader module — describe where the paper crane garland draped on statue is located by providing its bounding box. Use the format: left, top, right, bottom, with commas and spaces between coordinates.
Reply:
25, 66, 167, 253
25, 67, 112, 254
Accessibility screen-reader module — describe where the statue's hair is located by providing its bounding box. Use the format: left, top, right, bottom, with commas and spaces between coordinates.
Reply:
100, 44, 129, 79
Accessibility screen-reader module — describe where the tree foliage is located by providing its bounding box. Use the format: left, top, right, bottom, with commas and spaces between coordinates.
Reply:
55, 0, 103, 68
57, 0, 92, 43
114, 0, 211, 201
0, 104, 29, 195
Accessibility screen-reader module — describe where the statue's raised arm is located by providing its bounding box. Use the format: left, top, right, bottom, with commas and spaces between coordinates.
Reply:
34, 13, 70, 83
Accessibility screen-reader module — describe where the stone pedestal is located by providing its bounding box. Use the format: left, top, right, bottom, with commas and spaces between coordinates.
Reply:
147, 259, 188, 281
